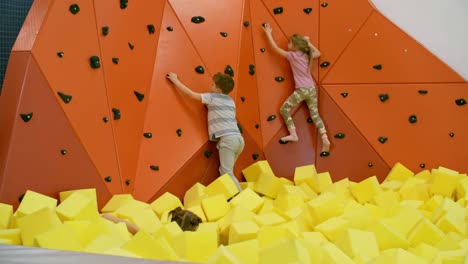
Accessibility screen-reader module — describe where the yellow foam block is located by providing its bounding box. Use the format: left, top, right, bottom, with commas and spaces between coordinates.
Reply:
274, 193, 304, 211
400, 200, 424, 209
432, 198, 465, 223
366, 219, 409, 250
173, 230, 218, 263
226, 239, 259, 264
150, 192, 183, 218
207, 245, 242, 264
254, 172, 282, 198
341, 205, 375, 230
60, 188, 97, 210
201, 194, 230, 222
312, 172, 333, 193
228, 221, 259, 244
414, 169, 432, 182
350, 176, 382, 204
301, 231, 328, 246
258, 197, 274, 214
84, 234, 125, 253
434, 232, 464, 251
334, 228, 379, 262
298, 183, 318, 200
240, 182, 255, 191
294, 164, 317, 188
279, 185, 309, 201
122, 230, 178, 260
0, 229, 21, 245
400, 184, 431, 201
63, 220, 91, 245
205, 173, 240, 199
380, 180, 403, 191
314, 217, 349, 241
320, 242, 356, 264
80, 217, 128, 246
459, 239, 468, 249
197, 221, 218, 233
399, 176, 426, 191
437, 249, 467, 263
34, 224, 82, 251
257, 225, 296, 248
229, 187, 264, 213
218, 206, 254, 245
101, 194, 134, 213
242, 160, 275, 182
430, 168, 461, 197
343, 200, 362, 215
456, 177, 468, 200
17, 207, 62, 246
385, 162, 414, 183
408, 218, 445, 246
283, 206, 304, 221
409, 243, 439, 263
457, 198, 466, 207
259, 239, 309, 264
185, 204, 207, 223
120, 206, 161, 234
279, 177, 294, 186
373, 248, 427, 264
16, 190, 57, 218
103, 247, 141, 258
254, 212, 286, 227
153, 221, 183, 246
382, 206, 424, 237
422, 195, 444, 212
56, 192, 99, 222
324, 178, 352, 202
183, 183, 207, 208
436, 213, 466, 235
0, 203, 13, 230
277, 220, 302, 237
373, 190, 401, 208
307, 192, 343, 224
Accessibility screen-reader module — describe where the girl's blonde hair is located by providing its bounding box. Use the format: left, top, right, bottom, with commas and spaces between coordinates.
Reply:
290, 34, 312, 63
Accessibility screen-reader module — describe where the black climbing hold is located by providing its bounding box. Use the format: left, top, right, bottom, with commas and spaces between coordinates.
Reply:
267, 115, 276, 122
57, 92, 72, 104
279, 139, 289, 144
449, 132, 455, 138
321, 3, 328, 7
220, 32, 228, 37
378, 137, 388, 144
320, 151, 330, 157
419, 163, 426, 169
57, 52, 64, 58
103, 117, 109, 123
243, 21, 250, 27
147, 24, 155, 34
303, 8, 312, 14
252, 153, 259, 160
307, 117, 313, 123
341, 93, 348, 98
143, 132, 152, 138
90, 56, 101, 69
120, 0, 128, 9
134, 91, 144, 102
176, 128, 182, 137
334, 133, 345, 139
249, 64, 255, 75
102, 26, 109, 36
20, 113, 33, 122
273, 7, 283, 14
60, 149, 67, 155
379, 93, 389, 102
125, 179, 130, 186
255, 124, 259, 129
418, 90, 428, 94
191, 16, 205, 24
112, 58, 119, 64
18, 193, 25, 203
112, 108, 121, 120
128, 42, 134, 50
240, 96, 245, 102
260, 48, 266, 53
150, 165, 159, 171
166, 26, 173, 31
455, 98, 466, 106
237, 123, 243, 134
195, 66, 205, 74
368, 162, 373, 167
69, 4, 80, 15
320, 61, 330, 68
373, 64, 382, 70
204, 151, 212, 158
408, 115, 417, 124
275, 76, 284, 82
224, 65, 234, 77
104, 176, 112, 182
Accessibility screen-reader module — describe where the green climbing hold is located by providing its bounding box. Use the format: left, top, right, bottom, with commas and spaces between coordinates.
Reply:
69, 4, 80, 15
102, 26, 109, 36
240, 97, 245, 102
112, 58, 119, 64
112, 108, 121, 120
249, 64, 255, 75
166, 26, 173, 31
204, 151, 212, 158
176, 128, 182, 137
225, 65, 234, 77
134, 91, 144, 102
252, 153, 259, 160
455, 98, 466, 106
57, 52, 64, 58
143, 132, 152, 138
408, 115, 417, 124
103, 117, 109, 123
128, 42, 134, 50
334, 133, 345, 139
449, 132, 455, 138
120, 0, 128, 9
273, 7, 283, 14
195, 66, 205, 74
320, 61, 330, 67
378, 137, 388, 144
275, 76, 284, 82
61, 149, 67, 155
373, 64, 382, 70
379, 93, 389, 102
90, 56, 101, 69
104, 176, 112, 182
418, 90, 428, 94
147, 24, 155, 34
321, 3, 328, 7
307, 117, 313, 123
191, 16, 205, 24
20, 113, 33, 122
303, 8, 312, 14
243, 21, 250, 27
267, 115, 276, 122
57, 92, 72, 104
260, 48, 266, 53
150, 165, 159, 171
341, 92, 348, 98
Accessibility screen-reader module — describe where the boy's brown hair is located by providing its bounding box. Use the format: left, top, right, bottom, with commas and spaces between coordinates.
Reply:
213, 72, 234, 94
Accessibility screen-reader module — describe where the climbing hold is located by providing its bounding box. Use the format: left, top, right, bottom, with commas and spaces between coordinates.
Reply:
455, 98, 466, 106
334, 133, 345, 139
102, 26, 109, 36
279, 139, 289, 144
112, 108, 121, 120
89, 56, 101, 69
18, 193, 25, 203
134, 91, 144, 102
321, 3, 329, 7
120, 0, 128, 9
176, 128, 182, 137
60, 149, 67, 155
225, 65, 234, 77
320, 61, 330, 67
419, 163, 426, 168
166, 26, 173, 31
20, 113, 33, 122
255, 124, 259, 129
378, 137, 388, 144
260, 48, 266, 53
303, 8, 312, 14
146, 24, 155, 34
103, 117, 109, 123
243, 21, 250, 27
240, 96, 245, 102
249, 64, 255, 75
341, 92, 348, 98
204, 151, 212, 158
275, 76, 284, 82
112, 58, 119, 64
368, 162, 373, 167
69, 4, 80, 15
373, 64, 382, 70
449, 132, 455, 138
418, 90, 428, 94
320, 151, 330, 157
150, 165, 159, 171
220, 32, 228, 37
104, 176, 112, 182
307, 117, 313, 123
143, 132, 152, 138
408, 115, 417, 124
267, 115, 276, 122
252, 153, 259, 160
125, 180, 130, 186
273, 7, 283, 14
57, 52, 64, 58
57, 92, 72, 104
379, 94, 389, 102
128, 42, 134, 50
191, 16, 205, 24
195, 66, 205, 74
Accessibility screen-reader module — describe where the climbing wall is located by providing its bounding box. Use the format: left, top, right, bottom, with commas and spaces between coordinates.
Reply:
0, 0, 466, 207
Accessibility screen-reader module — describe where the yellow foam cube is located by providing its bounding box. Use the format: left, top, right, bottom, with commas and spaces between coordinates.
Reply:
437, 249, 467, 263
185, 204, 207, 223
197, 221, 218, 233
226, 239, 259, 264
254, 212, 286, 227
436, 213, 466, 235
432, 198, 465, 223
312, 172, 333, 193
430, 168, 461, 197
60, 188, 97, 210
434, 232, 464, 250
274, 193, 304, 211
277, 220, 302, 237
334, 228, 379, 262
279, 185, 309, 201
228, 221, 259, 244
184, 182, 207, 207
408, 218, 445, 246
206, 173, 240, 199
456, 177, 468, 200
259, 239, 309, 264
218, 206, 255, 245
0, 229, 21, 245
240, 182, 255, 191
84, 234, 125, 253
380, 180, 403, 191
34, 224, 82, 251
314, 217, 349, 241
409, 243, 439, 263
279, 177, 294, 186
0, 203, 13, 229
103, 247, 141, 258
229, 187, 264, 213
16, 190, 57, 218
116, 205, 161, 234
350, 176, 382, 204
254, 172, 282, 198
400, 183, 431, 201
122, 230, 178, 260
385, 162, 414, 183
366, 219, 410, 250
17, 207, 62, 246
294, 164, 317, 188
153, 221, 183, 247
373, 248, 427, 264
56, 192, 99, 222
459, 239, 468, 249
201, 194, 230, 222
257, 225, 296, 248
80, 217, 129, 246
101, 194, 134, 213
298, 183, 318, 200
373, 190, 401, 208
320, 242, 356, 264
324, 178, 352, 202
382, 206, 424, 237
63, 220, 91, 244
301, 231, 328, 246
242, 160, 275, 182
258, 197, 274, 214
341, 205, 375, 229
307, 192, 343, 224
173, 230, 218, 263
422, 195, 444, 212
207, 245, 242, 264
150, 192, 183, 218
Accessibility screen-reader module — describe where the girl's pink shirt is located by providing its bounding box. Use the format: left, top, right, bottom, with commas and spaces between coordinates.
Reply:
286, 51, 315, 89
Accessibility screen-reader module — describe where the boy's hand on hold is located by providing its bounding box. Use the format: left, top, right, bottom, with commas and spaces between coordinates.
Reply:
166, 72, 178, 83
262, 23, 272, 34
304, 36, 310, 41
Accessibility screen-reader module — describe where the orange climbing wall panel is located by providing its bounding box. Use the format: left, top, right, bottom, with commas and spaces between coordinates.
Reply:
12, 0, 50, 51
